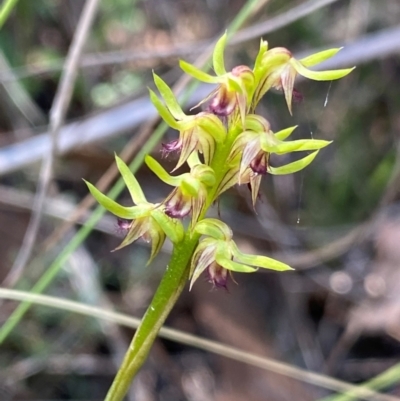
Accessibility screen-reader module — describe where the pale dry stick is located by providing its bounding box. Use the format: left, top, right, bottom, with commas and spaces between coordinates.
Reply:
3, 0, 101, 288
1, 23, 400, 177
232, 0, 340, 44
0, 0, 341, 82
0, 288, 398, 401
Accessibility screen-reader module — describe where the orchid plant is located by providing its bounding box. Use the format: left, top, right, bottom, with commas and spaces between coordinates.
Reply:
85, 34, 354, 401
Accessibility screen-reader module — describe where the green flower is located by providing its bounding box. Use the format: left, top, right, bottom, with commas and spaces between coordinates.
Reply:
145, 153, 215, 225
84, 155, 184, 263
190, 218, 292, 289
253, 41, 355, 113
221, 115, 331, 205
150, 73, 225, 170
180, 33, 255, 125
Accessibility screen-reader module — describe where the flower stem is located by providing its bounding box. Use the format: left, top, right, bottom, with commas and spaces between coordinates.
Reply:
104, 232, 198, 401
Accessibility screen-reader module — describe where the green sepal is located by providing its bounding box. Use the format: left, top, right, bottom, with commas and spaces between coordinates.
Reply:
197, 114, 226, 143
262, 137, 332, 154
145, 155, 182, 186
213, 32, 227, 76
244, 114, 270, 132
115, 155, 146, 204
292, 59, 355, 81
146, 222, 166, 265
151, 208, 184, 244
191, 164, 216, 187
84, 180, 144, 219
274, 126, 298, 141
231, 242, 293, 271
181, 175, 201, 197
152, 73, 186, 120
179, 60, 220, 84
268, 151, 319, 175
253, 39, 269, 84
148, 89, 180, 129
194, 218, 232, 241
226, 75, 243, 93
300, 48, 342, 67
215, 248, 257, 273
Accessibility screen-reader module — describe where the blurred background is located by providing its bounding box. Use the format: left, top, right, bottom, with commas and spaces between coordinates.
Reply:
0, 0, 400, 400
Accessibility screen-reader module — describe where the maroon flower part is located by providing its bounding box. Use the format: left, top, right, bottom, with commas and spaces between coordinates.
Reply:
149, 74, 226, 170
206, 261, 229, 289
145, 155, 216, 225
252, 42, 355, 114
189, 218, 291, 290
116, 218, 131, 236
197, 65, 255, 125
161, 139, 180, 158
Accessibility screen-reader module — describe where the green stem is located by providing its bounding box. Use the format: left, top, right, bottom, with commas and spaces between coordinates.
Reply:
104, 233, 198, 401
105, 123, 241, 401
319, 363, 400, 401
0, 0, 19, 29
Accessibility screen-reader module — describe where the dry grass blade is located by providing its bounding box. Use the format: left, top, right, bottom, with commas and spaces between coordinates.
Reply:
0, 288, 398, 401
3, 0, 101, 288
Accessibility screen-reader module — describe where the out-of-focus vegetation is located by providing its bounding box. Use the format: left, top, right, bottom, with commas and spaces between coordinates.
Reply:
1, 0, 400, 400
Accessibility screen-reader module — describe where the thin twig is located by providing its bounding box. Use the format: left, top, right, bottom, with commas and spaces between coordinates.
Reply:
3, 0, 101, 288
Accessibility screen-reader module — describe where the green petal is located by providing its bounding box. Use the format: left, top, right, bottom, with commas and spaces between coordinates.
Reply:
180, 60, 220, 84
151, 209, 184, 243
231, 242, 292, 271
114, 218, 148, 251
153, 73, 186, 120
190, 186, 207, 227
197, 133, 215, 167
215, 166, 239, 197
213, 32, 227, 76
174, 128, 198, 171
292, 59, 355, 81
115, 155, 147, 204
299, 48, 341, 67
274, 126, 298, 141
145, 155, 182, 186
268, 151, 319, 175
84, 180, 142, 219
194, 218, 232, 241
189, 239, 218, 290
